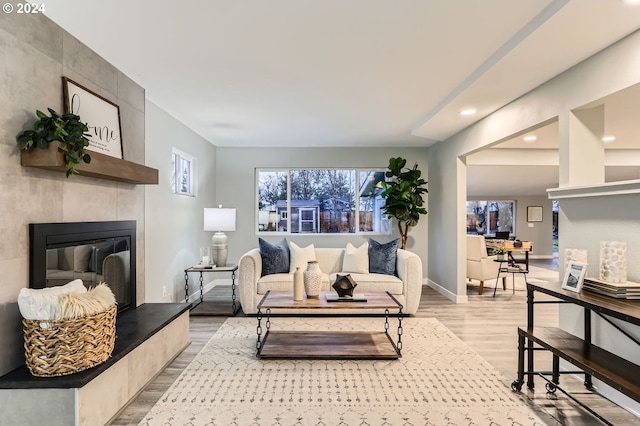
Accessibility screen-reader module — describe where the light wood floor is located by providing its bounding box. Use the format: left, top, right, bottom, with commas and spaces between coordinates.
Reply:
111, 261, 640, 425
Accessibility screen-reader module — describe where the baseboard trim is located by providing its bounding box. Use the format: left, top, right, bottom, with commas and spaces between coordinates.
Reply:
426, 279, 468, 304
529, 254, 554, 260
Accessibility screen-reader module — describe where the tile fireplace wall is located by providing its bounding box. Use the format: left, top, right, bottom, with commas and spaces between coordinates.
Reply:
0, 13, 146, 376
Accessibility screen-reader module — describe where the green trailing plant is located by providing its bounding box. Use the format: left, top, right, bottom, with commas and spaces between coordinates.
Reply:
17, 108, 91, 177
380, 157, 428, 249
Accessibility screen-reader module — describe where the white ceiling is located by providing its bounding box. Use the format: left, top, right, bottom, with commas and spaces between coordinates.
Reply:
42, 0, 640, 149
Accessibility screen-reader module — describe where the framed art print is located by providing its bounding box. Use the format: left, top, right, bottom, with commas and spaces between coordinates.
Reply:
63, 77, 124, 159
527, 206, 543, 222
562, 261, 587, 293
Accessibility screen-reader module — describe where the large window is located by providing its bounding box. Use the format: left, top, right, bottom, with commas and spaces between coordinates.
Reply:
256, 168, 390, 234
466, 200, 515, 236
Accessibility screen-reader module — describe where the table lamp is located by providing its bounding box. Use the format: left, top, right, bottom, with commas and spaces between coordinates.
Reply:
204, 206, 236, 267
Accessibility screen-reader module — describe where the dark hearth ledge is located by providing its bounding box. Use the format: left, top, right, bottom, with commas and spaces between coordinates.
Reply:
0, 303, 190, 389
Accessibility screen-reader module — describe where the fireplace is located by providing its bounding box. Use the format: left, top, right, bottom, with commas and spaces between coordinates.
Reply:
29, 220, 136, 314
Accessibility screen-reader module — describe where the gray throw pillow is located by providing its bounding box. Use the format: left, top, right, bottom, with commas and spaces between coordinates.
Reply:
259, 238, 290, 277
368, 238, 399, 275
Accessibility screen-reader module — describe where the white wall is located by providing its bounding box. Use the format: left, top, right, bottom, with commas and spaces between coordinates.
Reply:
427, 29, 640, 413
558, 194, 640, 414
215, 147, 429, 271
144, 101, 217, 303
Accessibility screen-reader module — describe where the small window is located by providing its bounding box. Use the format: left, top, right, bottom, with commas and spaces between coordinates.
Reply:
172, 148, 196, 196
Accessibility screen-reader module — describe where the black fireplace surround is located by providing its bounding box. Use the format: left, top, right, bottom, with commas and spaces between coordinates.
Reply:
29, 220, 136, 314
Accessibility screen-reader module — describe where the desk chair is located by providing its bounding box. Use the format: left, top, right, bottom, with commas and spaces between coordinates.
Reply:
467, 235, 507, 295
495, 231, 510, 240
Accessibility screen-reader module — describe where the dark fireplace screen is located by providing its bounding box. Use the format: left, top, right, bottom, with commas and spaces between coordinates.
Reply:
29, 221, 136, 313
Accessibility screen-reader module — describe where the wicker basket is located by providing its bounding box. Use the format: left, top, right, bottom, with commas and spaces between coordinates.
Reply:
22, 305, 117, 377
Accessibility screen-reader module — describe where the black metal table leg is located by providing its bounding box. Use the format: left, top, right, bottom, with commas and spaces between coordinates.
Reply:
526, 285, 535, 389
512, 330, 525, 391
184, 270, 189, 303
256, 307, 263, 354
231, 269, 237, 312
552, 354, 560, 385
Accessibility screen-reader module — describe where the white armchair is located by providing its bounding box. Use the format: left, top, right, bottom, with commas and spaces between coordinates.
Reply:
466, 235, 505, 295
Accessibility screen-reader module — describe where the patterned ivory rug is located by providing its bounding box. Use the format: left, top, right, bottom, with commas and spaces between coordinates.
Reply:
139, 317, 551, 426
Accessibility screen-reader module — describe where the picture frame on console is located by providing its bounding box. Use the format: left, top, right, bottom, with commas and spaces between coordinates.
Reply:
562, 261, 587, 293
63, 77, 124, 159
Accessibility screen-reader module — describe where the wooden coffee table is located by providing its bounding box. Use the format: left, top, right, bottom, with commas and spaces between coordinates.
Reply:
255, 291, 404, 359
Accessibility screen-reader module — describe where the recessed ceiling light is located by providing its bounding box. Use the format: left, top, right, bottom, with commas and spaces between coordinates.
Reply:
460, 108, 476, 116
523, 135, 537, 142
602, 135, 616, 143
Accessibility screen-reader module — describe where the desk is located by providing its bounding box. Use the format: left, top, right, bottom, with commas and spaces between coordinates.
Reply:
184, 264, 239, 316
485, 240, 532, 270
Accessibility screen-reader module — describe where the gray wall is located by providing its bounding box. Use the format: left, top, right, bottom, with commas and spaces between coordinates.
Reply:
215, 147, 429, 271
144, 101, 217, 303
0, 14, 146, 375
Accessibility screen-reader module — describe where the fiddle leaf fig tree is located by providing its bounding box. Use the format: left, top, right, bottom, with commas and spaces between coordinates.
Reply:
380, 157, 428, 249
16, 108, 91, 177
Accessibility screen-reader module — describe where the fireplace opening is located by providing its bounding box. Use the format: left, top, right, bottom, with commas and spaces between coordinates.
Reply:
29, 221, 136, 314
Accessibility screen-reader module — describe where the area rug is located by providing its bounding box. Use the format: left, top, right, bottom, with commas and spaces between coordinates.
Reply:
139, 317, 550, 426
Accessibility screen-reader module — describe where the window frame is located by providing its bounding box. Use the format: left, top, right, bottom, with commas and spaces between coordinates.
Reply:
466, 199, 516, 237
171, 148, 196, 197
255, 167, 390, 236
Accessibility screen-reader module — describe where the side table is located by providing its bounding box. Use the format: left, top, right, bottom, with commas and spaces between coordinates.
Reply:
184, 264, 239, 316
493, 258, 528, 297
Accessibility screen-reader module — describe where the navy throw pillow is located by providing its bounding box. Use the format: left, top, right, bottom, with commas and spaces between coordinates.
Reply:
368, 238, 400, 275
259, 238, 290, 277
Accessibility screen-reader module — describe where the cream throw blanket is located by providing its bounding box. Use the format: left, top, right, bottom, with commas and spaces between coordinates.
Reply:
18, 280, 115, 321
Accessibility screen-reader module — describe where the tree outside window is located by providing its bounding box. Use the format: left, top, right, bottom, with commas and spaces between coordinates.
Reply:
256, 168, 388, 235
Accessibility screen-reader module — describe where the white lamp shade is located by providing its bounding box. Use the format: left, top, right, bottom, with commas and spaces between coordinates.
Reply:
204, 208, 236, 231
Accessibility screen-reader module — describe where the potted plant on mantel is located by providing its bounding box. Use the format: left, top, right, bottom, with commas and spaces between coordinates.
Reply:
16, 108, 91, 177
380, 157, 428, 249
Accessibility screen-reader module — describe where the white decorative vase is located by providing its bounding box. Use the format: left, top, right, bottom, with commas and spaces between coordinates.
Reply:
303, 261, 322, 298
293, 267, 304, 301
599, 241, 627, 283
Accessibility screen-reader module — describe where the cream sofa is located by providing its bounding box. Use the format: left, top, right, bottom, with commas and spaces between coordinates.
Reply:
238, 247, 423, 315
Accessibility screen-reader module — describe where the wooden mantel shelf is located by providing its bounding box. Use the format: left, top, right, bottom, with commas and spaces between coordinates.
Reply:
21, 143, 158, 185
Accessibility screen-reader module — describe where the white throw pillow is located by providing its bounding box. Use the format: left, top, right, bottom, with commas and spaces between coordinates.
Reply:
289, 242, 316, 273
342, 242, 369, 274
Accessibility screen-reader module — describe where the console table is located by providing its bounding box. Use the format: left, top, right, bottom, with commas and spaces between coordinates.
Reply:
184, 264, 239, 316
512, 281, 640, 425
